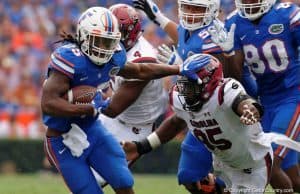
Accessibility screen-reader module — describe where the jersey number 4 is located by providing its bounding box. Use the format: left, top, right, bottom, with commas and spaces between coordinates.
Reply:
243, 39, 289, 74
193, 128, 232, 151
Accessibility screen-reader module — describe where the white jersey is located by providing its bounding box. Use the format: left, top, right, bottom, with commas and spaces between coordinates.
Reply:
171, 78, 271, 170
110, 36, 167, 125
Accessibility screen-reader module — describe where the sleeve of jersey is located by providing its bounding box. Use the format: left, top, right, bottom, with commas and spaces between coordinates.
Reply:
49, 49, 75, 78
289, 4, 300, 45
112, 44, 127, 69
218, 79, 246, 109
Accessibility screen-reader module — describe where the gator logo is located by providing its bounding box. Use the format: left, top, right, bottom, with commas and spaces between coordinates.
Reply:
268, 24, 284, 35
109, 66, 120, 77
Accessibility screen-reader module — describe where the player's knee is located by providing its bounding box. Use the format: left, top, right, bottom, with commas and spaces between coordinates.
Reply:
111, 172, 134, 190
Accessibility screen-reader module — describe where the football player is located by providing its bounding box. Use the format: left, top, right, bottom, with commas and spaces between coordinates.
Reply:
132, 0, 231, 193
123, 54, 300, 194
208, 0, 300, 192
92, 3, 168, 186
41, 6, 207, 194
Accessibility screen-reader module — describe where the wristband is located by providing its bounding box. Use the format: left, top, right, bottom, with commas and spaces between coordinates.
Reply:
156, 14, 170, 29
147, 132, 161, 149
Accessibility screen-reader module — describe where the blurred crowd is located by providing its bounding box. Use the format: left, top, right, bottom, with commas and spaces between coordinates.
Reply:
0, 0, 296, 139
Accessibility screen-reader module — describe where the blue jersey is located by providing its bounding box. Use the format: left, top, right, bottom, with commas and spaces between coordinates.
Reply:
43, 43, 127, 132
177, 22, 222, 61
225, 3, 300, 105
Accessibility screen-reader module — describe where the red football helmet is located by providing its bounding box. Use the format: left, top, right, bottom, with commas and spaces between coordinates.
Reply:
176, 54, 223, 111
109, 4, 142, 50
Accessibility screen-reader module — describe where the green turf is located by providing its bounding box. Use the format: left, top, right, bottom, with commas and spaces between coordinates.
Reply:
0, 173, 277, 194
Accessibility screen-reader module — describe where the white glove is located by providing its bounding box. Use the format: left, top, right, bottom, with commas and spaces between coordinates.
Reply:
62, 123, 90, 157
207, 20, 236, 55
133, 0, 170, 29
157, 44, 183, 65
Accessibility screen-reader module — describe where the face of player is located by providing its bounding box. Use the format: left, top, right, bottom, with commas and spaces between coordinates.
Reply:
88, 35, 119, 57
177, 79, 203, 110
181, 4, 207, 25
241, 0, 262, 15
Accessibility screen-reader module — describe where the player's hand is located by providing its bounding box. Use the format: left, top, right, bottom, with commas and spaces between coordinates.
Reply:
121, 141, 140, 161
92, 91, 110, 117
207, 20, 236, 54
240, 104, 260, 125
180, 54, 211, 84
157, 44, 183, 65
133, 0, 170, 28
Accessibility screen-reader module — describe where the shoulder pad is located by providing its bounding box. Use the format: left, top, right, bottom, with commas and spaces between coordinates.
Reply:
219, 78, 246, 107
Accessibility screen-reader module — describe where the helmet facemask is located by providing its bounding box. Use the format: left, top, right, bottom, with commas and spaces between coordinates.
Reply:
236, 0, 275, 21
178, 0, 219, 31
176, 77, 205, 112
79, 30, 121, 65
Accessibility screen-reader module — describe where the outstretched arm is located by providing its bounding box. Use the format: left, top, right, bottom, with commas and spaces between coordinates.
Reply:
123, 114, 187, 161
118, 61, 180, 80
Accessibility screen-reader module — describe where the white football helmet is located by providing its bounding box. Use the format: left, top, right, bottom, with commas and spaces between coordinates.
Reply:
77, 7, 121, 65
235, 0, 275, 21
178, 0, 220, 31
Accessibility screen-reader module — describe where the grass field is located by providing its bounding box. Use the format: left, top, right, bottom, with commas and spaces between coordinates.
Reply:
0, 173, 278, 194
0, 173, 186, 194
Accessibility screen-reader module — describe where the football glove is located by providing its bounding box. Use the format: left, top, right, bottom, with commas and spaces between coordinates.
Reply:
133, 0, 170, 28
92, 91, 111, 117
157, 44, 183, 65
207, 20, 236, 55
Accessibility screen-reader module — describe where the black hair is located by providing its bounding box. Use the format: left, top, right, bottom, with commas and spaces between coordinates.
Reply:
53, 31, 79, 46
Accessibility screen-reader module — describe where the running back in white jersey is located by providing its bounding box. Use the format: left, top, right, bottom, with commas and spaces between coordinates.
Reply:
110, 36, 167, 125
171, 78, 271, 170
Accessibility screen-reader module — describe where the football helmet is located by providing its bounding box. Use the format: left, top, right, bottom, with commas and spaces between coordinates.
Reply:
235, 0, 275, 21
176, 54, 223, 111
109, 4, 142, 50
77, 7, 121, 65
178, 0, 220, 31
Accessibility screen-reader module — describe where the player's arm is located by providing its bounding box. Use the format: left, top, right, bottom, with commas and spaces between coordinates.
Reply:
231, 91, 263, 125
41, 70, 95, 117
123, 114, 187, 161
118, 61, 179, 80
102, 80, 149, 118
133, 0, 179, 43
226, 50, 244, 82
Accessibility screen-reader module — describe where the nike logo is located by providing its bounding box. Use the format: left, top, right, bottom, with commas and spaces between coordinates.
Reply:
241, 35, 246, 40
58, 147, 67, 154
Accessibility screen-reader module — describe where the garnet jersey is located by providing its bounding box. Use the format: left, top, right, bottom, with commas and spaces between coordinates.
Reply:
225, 3, 300, 105
110, 36, 167, 125
177, 19, 223, 61
43, 43, 127, 132
170, 78, 271, 169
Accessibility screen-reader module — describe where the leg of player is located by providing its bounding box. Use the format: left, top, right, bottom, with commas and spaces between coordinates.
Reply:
88, 125, 134, 194
177, 132, 219, 194
263, 102, 300, 193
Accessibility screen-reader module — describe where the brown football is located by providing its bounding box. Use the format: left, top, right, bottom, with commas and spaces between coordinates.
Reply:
63, 85, 97, 104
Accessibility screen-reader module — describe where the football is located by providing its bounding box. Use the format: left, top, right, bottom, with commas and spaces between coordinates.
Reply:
63, 85, 97, 104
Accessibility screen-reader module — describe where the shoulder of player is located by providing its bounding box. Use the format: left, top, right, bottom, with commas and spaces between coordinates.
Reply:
273, 2, 299, 18
127, 36, 157, 62
50, 43, 85, 73
111, 43, 127, 68
226, 9, 239, 22
217, 78, 244, 105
